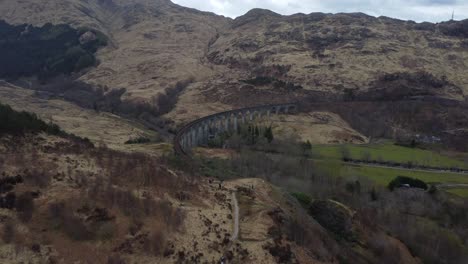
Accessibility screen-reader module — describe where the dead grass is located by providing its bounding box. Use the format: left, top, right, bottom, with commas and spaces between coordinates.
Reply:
257, 112, 368, 144
0, 134, 194, 263
0, 84, 160, 153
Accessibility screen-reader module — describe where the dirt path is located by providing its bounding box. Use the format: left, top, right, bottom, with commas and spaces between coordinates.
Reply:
231, 192, 239, 241
220, 191, 240, 264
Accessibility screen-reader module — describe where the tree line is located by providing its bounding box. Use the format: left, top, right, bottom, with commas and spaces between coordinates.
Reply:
0, 102, 92, 145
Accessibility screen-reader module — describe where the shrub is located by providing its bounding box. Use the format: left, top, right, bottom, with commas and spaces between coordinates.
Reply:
48, 204, 65, 231
370, 188, 378, 201
1, 220, 15, 243
428, 185, 438, 195
339, 145, 351, 161
16, 192, 34, 223
300, 140, 312, 151
96, 222, 116, 241
151, 78, 194, 116
291, 192, 312, 208
264, 126, 274, 143
387, 176, 428, 191
345, 181, 361, 195
1, 192, 16, 209
125, 137, 151, 145
48, 202, 92, 240
24, 169, 52, 188
144, 230, 167, 256
75, 53, 96, 70
63, 214, 93, 241
107, 255, 126, 264
308, 200, 355, 241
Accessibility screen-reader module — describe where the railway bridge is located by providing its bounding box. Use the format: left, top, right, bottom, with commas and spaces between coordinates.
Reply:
173, 103, 298, 156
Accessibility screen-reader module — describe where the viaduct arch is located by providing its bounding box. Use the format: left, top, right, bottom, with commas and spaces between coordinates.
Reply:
173, 103, 298, 156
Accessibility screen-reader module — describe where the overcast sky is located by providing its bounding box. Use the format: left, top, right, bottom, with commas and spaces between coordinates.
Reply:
172, 0, 468, 22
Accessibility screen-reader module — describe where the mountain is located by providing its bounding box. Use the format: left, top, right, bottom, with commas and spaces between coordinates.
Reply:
1, 1, 468, 264
3, 1, 467, 103
0, 0, 230, 100
0, 0, 467, 147
208, 10, 468, 100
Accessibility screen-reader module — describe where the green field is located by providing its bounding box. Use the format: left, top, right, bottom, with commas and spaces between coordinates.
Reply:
340, 164, 468, 185
313, 141, 468, 169
314, 160, 468, 197
198, 139, 468, 198
446, 188, 468, 198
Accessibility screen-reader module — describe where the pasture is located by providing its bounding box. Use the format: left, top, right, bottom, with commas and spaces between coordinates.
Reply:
312, 141, 468, 169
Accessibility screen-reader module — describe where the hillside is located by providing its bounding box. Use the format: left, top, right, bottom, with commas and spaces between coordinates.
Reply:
1, 1, 467, 105
3, 1, 466, 148
0, 121, 422, 263
1, 1, 468, 263
0, 0, 230, 100
208, 10, 468, 100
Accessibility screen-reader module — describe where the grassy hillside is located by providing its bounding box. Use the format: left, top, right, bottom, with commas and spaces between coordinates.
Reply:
447, 188, 468, 197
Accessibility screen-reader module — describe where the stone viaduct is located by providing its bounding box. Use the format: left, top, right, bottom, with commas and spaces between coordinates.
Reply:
173, 103, 298, 156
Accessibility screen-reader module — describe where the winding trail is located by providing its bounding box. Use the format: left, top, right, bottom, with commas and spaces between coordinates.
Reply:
230, 192, 239, 241
220, 191, 240, 263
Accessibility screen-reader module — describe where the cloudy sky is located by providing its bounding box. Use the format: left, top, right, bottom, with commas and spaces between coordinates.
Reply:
172, 0, 468, 22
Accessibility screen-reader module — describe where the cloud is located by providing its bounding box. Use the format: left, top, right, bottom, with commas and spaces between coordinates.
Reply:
171, 0, 468, 22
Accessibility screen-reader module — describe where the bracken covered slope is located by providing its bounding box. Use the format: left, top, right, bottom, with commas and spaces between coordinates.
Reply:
1, 1, 467, 103
206, 9, 468, 101
0, 0, 230, 100
0, 0, 468, 142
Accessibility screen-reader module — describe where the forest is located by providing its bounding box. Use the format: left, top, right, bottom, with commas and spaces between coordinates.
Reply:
0, 20, 107, 80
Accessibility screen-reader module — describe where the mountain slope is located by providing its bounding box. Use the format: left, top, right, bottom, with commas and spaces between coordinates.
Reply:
207, 10, 468, 100
1, 1, 467, 104
0, 0, 230, 100
1, 0, 468, 141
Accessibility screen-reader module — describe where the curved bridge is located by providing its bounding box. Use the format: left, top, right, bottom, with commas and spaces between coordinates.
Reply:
173, 103, 298, 156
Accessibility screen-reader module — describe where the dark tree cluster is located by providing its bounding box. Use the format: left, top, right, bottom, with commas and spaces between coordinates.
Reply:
0, 20, 107, 80
0, 175, 23, 193
33, 77, 193, 131
240, 125, 274, 145
0, 102, 61, 136
151, 78, 195, 116
124, 137, 151, 145
0, 102, 92, 146
387, 176, 428, 191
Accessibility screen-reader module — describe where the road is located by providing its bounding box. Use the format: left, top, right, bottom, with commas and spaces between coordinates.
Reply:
344, 161, 468, 175
436, 183, 468, 188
